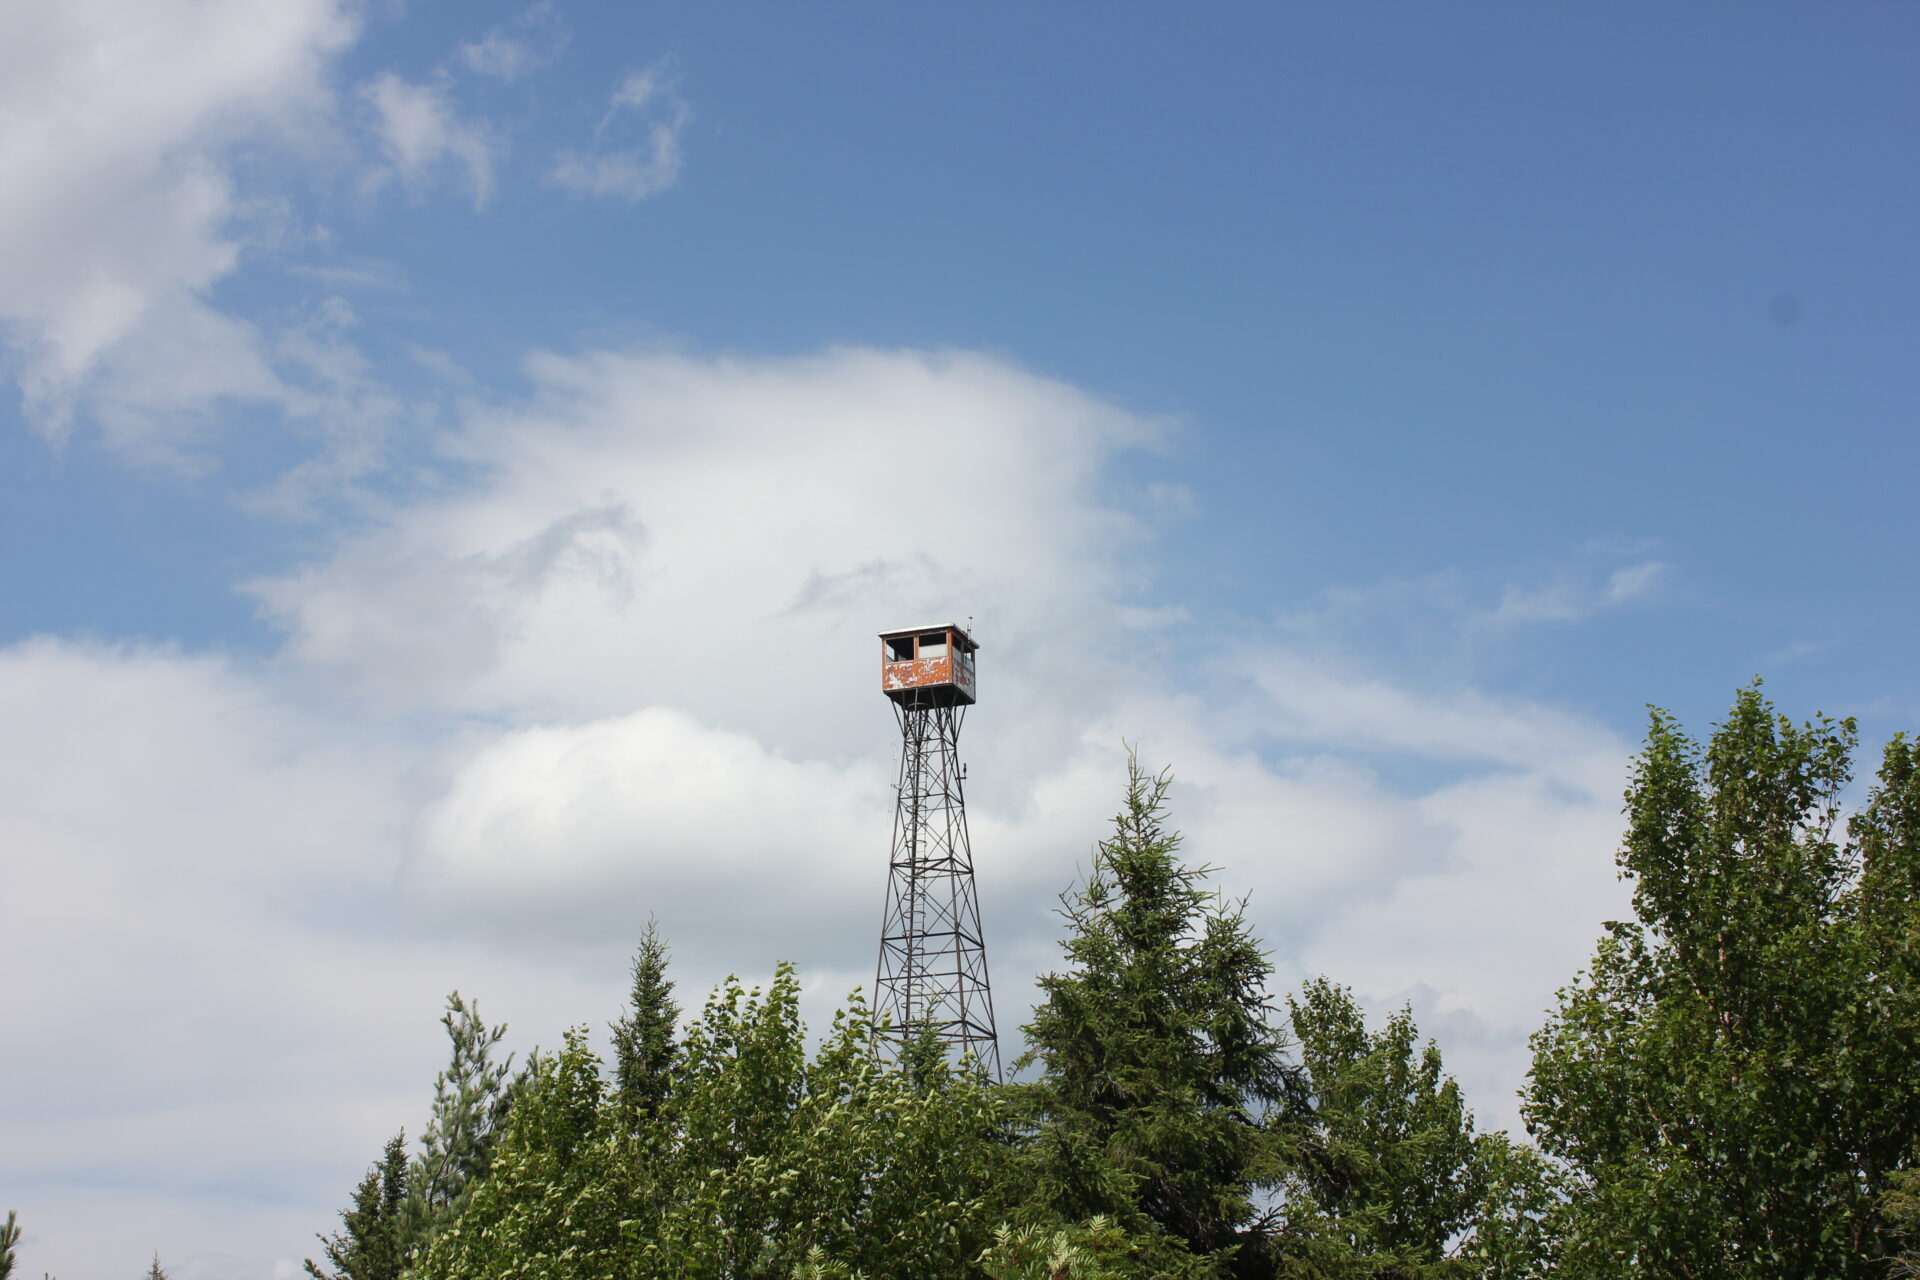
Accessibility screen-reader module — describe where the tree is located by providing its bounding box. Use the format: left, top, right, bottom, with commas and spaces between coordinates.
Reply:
143, 1254, 168, 1280
976, 1217, 1148, 1280
305, 1132, 410, 1280
1015, 755, 1299, 1279
411, 1028, 622, 1279
1, 1211, 18, 1280
1525, 685, 1920, 1277
633, 969, 1010, 1280
1277, 979, 1549, 1278
610, 920, 679, 1128
413, 969, 1010, 1280
309, 992, 524, 1278
1884, 1167, 1920, 1279
404, 992, 522, 1247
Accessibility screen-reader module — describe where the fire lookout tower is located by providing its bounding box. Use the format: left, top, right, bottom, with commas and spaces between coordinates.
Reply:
874, 622, 1000, 1078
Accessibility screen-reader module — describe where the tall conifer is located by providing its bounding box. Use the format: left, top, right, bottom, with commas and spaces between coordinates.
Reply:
1016, 756, 1298, 1277
610, 921, 679, 1127
306, 1132, 410, 1280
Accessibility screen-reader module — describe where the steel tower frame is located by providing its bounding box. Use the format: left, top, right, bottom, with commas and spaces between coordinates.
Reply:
874, 689, 1000, 1079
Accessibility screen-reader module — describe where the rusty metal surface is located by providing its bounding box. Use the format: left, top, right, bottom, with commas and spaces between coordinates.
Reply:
882, 653, 953, 691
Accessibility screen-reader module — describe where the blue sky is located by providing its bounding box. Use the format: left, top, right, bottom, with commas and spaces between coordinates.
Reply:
4, 4, 1918, 1277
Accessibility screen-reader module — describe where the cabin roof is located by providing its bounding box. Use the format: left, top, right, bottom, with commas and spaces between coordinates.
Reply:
878, 622, 979, 652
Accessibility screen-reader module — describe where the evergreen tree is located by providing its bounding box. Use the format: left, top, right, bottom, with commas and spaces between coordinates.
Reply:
305, 1132, 410, 1280
1526, 686, 1920, 1277
1, 1210, 18, 1280
1015, 755, 1298, 1278
404, 992, 521, 1247
610, 920, 679, 1128
142, 1254, 168, 1280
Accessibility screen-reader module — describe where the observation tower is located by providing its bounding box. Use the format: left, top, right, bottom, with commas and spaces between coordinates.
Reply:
873, 622, 1000, 1078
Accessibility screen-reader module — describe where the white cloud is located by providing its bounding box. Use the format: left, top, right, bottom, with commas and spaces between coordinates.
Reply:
550, 65, 690, 203
249, 346, 1158, 741
6, 344, 1651, 1274
1238, 649, 1627, 798
245, 344, 1639, 1093
360, 72, 497, 207
0, 0, 355, 448
459, 1, 568, 81
0, 638, 638, 1279
1489, 558, 1669, 625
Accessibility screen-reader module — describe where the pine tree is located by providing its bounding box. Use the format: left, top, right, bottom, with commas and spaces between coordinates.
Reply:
306, 1132, 410, 1280
403, 992, 520, 1246
1016, 755, 1298, 1278
610, 920, 679, 1127
1, 1210, 19, 1280
142, 1253, 168, 1280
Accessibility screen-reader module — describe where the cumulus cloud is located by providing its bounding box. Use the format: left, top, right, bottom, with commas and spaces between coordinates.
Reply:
551, 65, 690, 203
250, 347, 1158, 738
7, 343, 1648, 1275
245, 344, 1638, 1102
0, 0, 355, 450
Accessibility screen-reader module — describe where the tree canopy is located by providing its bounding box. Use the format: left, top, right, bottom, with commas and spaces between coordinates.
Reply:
282, 686, 1920, 1279
1527, 685, 1920, 1277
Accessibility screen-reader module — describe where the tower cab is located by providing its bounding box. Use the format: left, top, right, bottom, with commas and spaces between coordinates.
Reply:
879, 623, 979, 707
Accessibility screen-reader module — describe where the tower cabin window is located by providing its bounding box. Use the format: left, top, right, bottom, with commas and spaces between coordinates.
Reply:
886, 635, 916, 663
918, 631, 949, 661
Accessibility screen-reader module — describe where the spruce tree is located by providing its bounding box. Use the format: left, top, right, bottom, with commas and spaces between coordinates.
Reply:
142, 1254, 168, 1280
610, 920, 679, 1127
1, 1210, 19, 1280
306, 1132, 410, 1280
1016, 755, 1298, 1278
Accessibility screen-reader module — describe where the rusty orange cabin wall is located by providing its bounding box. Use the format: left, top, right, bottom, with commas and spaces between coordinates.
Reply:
883, 651, 954, 693
879, 626, 978, 705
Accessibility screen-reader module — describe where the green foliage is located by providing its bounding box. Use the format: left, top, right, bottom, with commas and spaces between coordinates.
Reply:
412, 1027, 622, 1278
143, 1254, 168, 1280
1014, 755, 1298, 1277
1, 1210, 18, 1280
314, 715, 1920, 1279
405, 991, 522, 1248
1883, 1168, 1920, 1278
1525, 685, 1920, 1277
978, 1216, 1218, 1280
1277, 979, 1539, 1278
305, 1132, 411, 1280
630, 968, 1009, 1280
611, 921, 680, 1129
308, 992, 524, 1279
412, 960, 1010, 1280
1454, 1137, 1565, 1280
